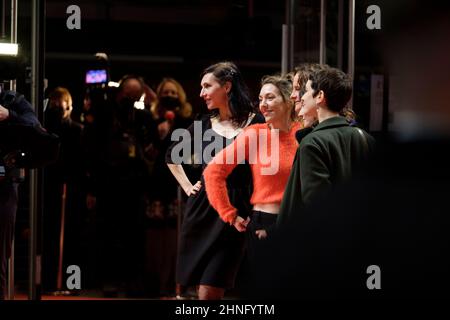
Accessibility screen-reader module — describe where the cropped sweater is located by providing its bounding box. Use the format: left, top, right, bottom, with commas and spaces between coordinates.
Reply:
204, 122, 301, 224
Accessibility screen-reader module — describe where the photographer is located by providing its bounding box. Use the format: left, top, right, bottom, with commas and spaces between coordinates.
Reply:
0, 88, 41, 300
86, 75, 157, 297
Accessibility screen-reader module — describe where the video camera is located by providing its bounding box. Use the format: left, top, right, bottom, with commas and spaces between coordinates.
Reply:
85, 69, 108, 85
82, 52, 120, 110
84, 52, 111, 87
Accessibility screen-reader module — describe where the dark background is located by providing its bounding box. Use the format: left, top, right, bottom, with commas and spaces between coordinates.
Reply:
43, 0, 286, 117
4, 0, 387, 128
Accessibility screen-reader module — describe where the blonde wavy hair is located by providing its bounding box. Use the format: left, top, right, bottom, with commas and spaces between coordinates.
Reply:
151, 77, 192, 119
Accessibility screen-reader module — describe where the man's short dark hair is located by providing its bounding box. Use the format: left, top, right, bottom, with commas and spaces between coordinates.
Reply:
309, 67, 352, 113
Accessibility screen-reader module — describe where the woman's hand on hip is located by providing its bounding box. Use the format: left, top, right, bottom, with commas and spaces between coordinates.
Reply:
187, 180, 202, 196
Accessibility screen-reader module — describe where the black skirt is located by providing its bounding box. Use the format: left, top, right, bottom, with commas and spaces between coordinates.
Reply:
176, 176, 248, 289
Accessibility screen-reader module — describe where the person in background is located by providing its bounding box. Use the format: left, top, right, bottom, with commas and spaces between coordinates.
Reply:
144, 77, 194, 297
151, 77, 192, 136
89, 75, 157, 297
42, 87, 85, 294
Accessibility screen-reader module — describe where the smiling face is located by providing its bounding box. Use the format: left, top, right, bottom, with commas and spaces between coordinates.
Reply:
299, 80, 319, 127
259, 83, 290, 126
199, 72, 229, 110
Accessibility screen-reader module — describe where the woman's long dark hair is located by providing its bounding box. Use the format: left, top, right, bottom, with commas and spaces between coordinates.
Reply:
201, 61, 256, 127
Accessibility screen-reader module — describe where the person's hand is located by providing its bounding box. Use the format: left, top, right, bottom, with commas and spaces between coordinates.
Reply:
0, 105, 9, 121
233, 216, 250, 232
255, 229, 268, 240
186, 180, 202, 196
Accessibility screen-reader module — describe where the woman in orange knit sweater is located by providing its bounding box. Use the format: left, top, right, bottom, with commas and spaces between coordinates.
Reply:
204, 74, 301, 249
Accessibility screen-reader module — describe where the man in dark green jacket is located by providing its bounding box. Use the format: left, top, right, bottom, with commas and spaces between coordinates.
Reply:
278, 67, 374, 227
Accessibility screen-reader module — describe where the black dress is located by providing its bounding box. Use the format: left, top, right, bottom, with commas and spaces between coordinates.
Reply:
166, 113, 264, 289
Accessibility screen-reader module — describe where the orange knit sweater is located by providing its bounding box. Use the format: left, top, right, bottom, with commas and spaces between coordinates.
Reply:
204, 122, 301, 224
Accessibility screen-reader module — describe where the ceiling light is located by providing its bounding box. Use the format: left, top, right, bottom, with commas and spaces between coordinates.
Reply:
0, 43, 19, 56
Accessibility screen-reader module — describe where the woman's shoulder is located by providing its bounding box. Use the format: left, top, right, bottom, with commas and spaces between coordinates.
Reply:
243, 122, 267, 132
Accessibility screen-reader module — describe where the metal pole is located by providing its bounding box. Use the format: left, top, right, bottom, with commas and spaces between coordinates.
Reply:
6, 0, 18, 301
9, 0, 17, 92
337, 0, 344, 69
1, 0, 6, 39
319, 0, 326, 65
7, 239, 14, 299
29, 175, 38, 300
289, 0, 294, 71
10, 0, 16, 42
348, 0, 355, 108
30, 0, 45, 300
282, 24, 289, 75
282, 0, 295, 74
56, 184, 67, 292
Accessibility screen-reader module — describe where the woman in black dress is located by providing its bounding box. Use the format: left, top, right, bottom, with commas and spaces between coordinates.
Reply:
166, 61, 263, 300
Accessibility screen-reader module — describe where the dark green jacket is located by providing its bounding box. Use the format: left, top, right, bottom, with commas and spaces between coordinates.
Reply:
278, 116, 374, 227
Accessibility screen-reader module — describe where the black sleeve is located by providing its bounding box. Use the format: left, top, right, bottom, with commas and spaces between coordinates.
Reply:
5, 94, 41, 126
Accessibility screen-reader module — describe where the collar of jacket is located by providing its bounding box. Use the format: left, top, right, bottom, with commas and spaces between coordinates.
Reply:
295, 127, 314, 143
312, 116, 349, 133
